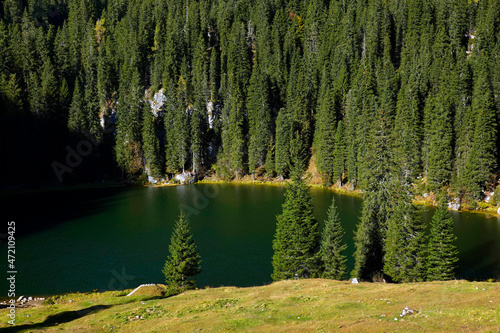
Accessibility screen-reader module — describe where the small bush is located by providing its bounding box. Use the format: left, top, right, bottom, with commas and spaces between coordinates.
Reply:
478, 202, 489, 210
491, 189, 500, 205
42, 297, 55, 305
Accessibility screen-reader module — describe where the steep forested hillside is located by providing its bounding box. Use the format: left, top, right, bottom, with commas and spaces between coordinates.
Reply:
1, 0, 500, 200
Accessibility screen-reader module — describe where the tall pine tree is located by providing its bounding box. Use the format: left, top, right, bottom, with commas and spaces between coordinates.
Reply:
320, 196, 347, 280
275, 107, 292, 177
383, 181, 427, 282
427, 200, 459, 281
464, 63, 497, 198
163, 211, 202, 291
142, 99, 162, 178
314, 67, 336, 184
247, 62, 272, 176
115, 66, 143, 176
352, 102, 394, 281
332, 120, 346, 186
272, 164, 320, 280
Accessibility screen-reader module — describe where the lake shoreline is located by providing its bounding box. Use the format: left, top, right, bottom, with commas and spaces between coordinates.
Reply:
194, 177, 499, 217
3, 174, 498, 218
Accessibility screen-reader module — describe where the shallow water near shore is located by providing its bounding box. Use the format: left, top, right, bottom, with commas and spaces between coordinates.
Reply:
1, 184, 500, 296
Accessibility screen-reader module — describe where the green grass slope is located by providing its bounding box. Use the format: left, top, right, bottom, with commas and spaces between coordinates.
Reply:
1, 279, 498, 332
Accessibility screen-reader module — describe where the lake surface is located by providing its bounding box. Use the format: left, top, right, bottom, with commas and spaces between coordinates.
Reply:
2, 184, 500, 296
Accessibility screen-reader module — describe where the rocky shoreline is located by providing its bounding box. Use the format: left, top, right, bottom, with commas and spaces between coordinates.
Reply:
145, 171, 500, 217
0, 296, 46, 309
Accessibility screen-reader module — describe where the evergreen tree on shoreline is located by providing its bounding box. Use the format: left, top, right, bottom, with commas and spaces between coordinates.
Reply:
320, 196, 347, 280
247, 62, 272, 176
352, 191, 386, 281
352, 105, 393, 281
163, 211, 201, 291
272, 163, 320, 281
464, 63, 497, 198
314, 67, 336, 185
332, 120, 346, 186
383, 182, 427, 283
142, 101, 162, 178
427, 200, 459, 281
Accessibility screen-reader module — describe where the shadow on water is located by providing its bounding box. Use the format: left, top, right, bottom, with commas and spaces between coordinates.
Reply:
459, 239, 500, 280
1, 185, 129, 237
2, 304, 112, 332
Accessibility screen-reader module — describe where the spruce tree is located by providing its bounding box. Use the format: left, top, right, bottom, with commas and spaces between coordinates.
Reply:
224, 21, 250, 179
383, 182, 427, 283
393, 29, 425, 183
393, 79, 423, 183
464, 63, 497, 198
58, 78, 70, 118
115, 66, 143, 175
314, 67, 336, 184
427, 200, 459, 281
39, 57, 57, 117
163, 211, 202, 291
68, 77, 85, 132
344, 87, 360, 187
332, 120, 346, 186
320, 197, 347, 280
272, 164, 320, 280
275, 107, 292, 177
247, 63, 272, 176
54, 22, 72, 81
164, 80, 180, 173
423, 91, 453, 191
287, 52, 313, 166
163, 3, 186, 80
191, 98, 206, 174
26, 71, 43, 116
265, 139, 276, 177
209, 46, 220, 102
422, 29, 454, 191
354, 65, 378, 189
142, 101, 162, 178
190, 34, 208, 173
174, 77, 190, 173
352, 192, 386, 281
81, 19, 100, 141
452, 55, 474, 193
0, 73, 22, 114
97, 41, 111, 118
352, 105, 393, 281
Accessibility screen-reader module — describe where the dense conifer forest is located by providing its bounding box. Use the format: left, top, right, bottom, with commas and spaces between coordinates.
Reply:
1, 0, 500, 203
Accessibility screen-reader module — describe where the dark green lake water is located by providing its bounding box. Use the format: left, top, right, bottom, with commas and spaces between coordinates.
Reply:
2, 184, 500, 296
